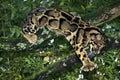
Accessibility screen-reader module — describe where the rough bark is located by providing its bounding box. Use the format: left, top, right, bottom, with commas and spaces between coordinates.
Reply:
93, 5, 120, 26
84, 3, 120, 26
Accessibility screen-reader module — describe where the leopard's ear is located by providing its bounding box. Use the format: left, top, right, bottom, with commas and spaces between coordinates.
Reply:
21, 31, 37, 44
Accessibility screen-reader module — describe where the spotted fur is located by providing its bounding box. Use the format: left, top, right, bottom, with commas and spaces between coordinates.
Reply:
22, 7, 105, 71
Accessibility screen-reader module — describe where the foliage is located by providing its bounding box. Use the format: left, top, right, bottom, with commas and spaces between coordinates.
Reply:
0, 0, 120, 80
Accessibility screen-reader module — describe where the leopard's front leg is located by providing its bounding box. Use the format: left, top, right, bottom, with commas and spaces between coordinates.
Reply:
75, 46, 97, 71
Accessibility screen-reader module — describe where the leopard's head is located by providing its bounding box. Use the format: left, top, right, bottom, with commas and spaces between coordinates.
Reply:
85, 27, 106, 55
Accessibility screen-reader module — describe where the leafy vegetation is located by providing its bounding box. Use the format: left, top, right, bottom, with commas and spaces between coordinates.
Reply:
0, 0, 120, 80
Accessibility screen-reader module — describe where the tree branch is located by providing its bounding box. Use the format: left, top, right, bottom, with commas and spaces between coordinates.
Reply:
93, 5, 120, 26
34, 55, 80, 80
84, 3, 120, 26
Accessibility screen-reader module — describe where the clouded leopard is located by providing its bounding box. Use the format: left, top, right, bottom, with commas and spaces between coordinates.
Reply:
22, 7, 105, 71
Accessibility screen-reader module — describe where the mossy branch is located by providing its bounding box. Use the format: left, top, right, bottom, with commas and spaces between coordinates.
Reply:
93, 5, 120, 26
84, 4, 120, 26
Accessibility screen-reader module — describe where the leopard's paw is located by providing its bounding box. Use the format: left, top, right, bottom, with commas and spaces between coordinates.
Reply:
81, 61, 97, 71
